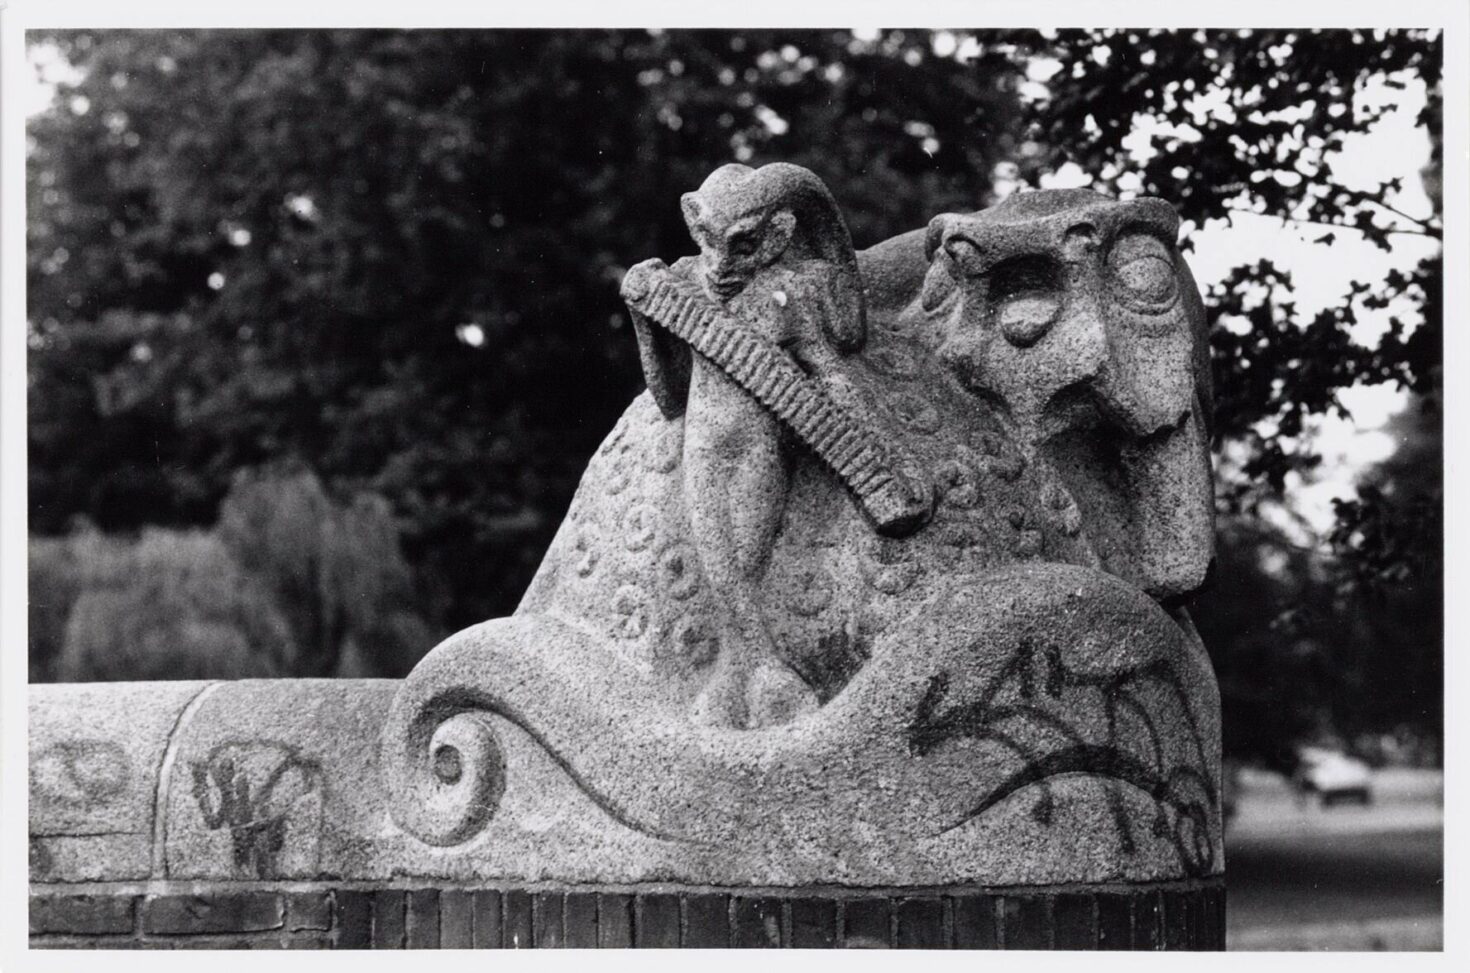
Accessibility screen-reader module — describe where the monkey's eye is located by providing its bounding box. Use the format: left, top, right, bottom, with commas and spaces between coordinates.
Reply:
1108, 232, 1177, 310
729, 232, 759, 258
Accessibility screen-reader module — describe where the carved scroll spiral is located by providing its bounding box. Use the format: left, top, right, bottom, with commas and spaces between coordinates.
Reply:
391, 706, 505, 847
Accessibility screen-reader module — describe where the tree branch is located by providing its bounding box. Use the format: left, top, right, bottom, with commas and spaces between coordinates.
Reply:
1344, 189, 1441, 233
1220, 206, 1443, 240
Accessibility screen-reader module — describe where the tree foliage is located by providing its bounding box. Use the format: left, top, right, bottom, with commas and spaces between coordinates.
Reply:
36, 526, 293, 682
29, 468, 437, 682
1010, 28, 1442, 506
27, 28, 1442, 758
28, 29, 1031, 624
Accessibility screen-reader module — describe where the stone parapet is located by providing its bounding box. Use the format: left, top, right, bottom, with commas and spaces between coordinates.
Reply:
30, 680, 396, 887
29, 678, 1223, 949
29, 176, 1227, 951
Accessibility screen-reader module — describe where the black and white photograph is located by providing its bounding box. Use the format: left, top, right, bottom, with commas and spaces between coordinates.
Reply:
2, 0, 1462, 959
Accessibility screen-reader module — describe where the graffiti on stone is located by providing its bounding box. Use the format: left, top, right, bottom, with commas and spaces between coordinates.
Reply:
189, 741, 323, 879
907, 637, 1215, 876
31, 740, 131, 808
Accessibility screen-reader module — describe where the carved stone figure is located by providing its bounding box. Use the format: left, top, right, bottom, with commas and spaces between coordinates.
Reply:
626, 162, 904, 729
379, 166, 1222, 893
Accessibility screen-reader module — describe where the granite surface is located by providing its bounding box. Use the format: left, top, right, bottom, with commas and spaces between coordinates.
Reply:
29, 166, 1223, 895
378, 167, 1223, 887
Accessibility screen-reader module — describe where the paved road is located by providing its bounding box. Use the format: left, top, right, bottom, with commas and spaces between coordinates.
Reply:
1224, 768, 1442, 950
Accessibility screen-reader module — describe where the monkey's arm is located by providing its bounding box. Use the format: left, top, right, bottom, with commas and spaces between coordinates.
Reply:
625, 258, 696, 419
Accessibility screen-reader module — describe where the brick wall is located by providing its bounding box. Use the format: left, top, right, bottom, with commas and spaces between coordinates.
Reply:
31, 880, 1224, 949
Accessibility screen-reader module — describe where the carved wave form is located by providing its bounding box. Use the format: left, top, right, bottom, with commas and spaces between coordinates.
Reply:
389, 707, 506, 847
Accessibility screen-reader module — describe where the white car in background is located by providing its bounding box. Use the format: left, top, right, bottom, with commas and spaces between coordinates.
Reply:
1293, 746, 1374, 806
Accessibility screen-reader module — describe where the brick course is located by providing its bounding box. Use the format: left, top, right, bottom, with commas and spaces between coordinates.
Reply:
285, 891, 332, 931
29, 880, 1225, 950
143, 893, 283, 935
30, 894, 137, 936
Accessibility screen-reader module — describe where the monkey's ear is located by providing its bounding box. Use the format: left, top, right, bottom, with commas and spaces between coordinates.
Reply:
680, 193, 704, 230
764, 209, 797, 257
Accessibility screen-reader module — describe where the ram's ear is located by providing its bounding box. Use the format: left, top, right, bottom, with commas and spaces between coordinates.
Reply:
1177, 255, 1214, 442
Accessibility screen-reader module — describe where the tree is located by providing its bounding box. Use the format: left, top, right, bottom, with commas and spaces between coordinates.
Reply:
1327, 396, 1443, 744
1007, 28, 1443, 764
1188, 519, 1355, 771
39, 527, 293, 682
1010, 28, 1441, 505
28, 468, 438, 682
28, 29, 1027, 628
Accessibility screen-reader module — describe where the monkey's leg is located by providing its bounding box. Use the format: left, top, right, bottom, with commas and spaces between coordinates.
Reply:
682, 364, 815, 728
715, 398, 821, 729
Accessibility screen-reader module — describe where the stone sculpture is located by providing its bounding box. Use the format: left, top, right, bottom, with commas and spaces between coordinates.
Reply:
628, 162, 932, 730
379, 164, 1222, 893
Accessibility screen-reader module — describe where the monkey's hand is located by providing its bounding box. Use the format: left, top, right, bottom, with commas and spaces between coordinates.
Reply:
622, 258, 693, 420
621, 258, 669, 304
669, 256, 700, 280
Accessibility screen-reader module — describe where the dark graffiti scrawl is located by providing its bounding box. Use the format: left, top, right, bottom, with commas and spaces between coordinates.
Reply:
906, 637, 1215, 876
189, 741, 323, 878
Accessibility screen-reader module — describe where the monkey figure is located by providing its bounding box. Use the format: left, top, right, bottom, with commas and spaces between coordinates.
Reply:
633, 163, 868, 730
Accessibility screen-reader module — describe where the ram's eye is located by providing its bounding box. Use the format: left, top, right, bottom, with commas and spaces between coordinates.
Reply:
942, 236, 985, 275
1108, 232, 1177, 307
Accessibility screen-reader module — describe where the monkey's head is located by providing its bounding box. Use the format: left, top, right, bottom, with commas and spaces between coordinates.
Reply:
682, 166, 798, 299
680, 164, 863, 324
